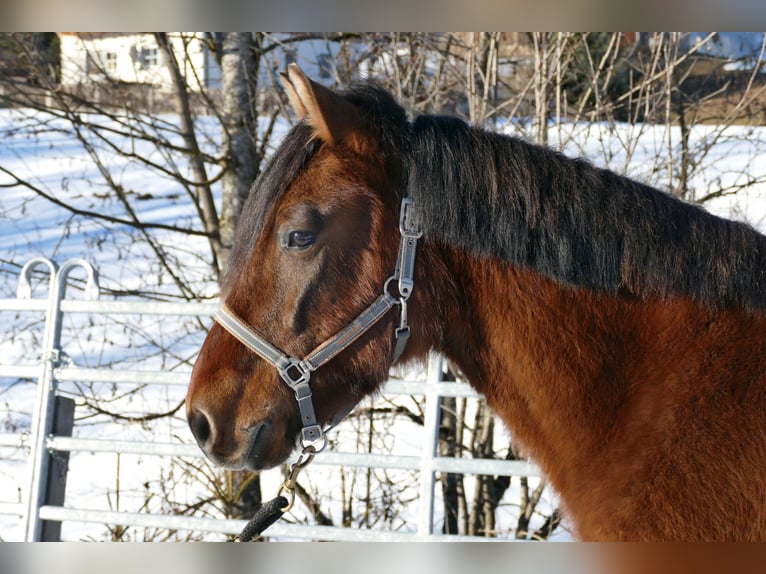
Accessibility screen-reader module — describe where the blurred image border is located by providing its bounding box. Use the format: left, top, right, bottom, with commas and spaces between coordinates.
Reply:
2, 0, 765, 33
3, 0, 766, 570
5, 541, 766, 574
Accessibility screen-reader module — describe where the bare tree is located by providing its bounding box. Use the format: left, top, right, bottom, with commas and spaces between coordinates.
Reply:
217, 32, 264, 265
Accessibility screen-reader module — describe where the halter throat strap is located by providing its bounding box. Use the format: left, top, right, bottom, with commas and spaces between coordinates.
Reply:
214, 196, 421, 450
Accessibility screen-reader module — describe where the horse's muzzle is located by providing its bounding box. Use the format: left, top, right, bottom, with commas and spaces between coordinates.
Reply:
188, 405, 274, 471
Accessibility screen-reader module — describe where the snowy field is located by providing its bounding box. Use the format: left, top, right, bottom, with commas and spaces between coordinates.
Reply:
1, 106, 766, 542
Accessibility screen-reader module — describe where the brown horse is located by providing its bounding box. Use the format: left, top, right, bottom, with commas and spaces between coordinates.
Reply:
187, 64, 766, 541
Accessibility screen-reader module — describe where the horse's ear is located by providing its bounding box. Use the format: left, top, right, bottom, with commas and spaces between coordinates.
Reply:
281, 68, 308, 120
281, 63, 364, 151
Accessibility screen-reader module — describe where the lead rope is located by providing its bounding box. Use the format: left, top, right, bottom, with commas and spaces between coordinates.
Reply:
233, 444, 318, 542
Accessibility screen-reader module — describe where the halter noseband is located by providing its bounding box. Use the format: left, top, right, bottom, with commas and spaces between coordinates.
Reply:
214, 196, 421, 450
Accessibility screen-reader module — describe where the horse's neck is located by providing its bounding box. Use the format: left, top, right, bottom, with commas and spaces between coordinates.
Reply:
427, 246, 766, 536
429, 251, 638, 492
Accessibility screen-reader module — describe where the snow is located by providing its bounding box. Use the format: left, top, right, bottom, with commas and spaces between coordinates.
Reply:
1, 105, 765, 542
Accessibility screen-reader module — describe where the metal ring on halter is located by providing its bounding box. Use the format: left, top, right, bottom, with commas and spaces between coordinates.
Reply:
383, 273, 413, 301
383, 275, 398, 298
302, 431, 328, 454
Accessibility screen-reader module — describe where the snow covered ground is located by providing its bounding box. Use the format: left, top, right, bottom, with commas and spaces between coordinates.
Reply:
1, 106, 765, 542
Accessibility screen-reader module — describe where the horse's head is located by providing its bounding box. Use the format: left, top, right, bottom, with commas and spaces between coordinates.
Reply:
186, 65, 418, 470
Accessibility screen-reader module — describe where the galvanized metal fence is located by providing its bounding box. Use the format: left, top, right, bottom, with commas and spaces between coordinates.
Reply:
0, 257, 542, 542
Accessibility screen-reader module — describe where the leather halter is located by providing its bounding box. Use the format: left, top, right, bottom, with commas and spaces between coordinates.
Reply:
214, 196, 421, 450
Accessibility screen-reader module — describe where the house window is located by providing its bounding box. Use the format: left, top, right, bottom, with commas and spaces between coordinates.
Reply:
86, 51, 117, 76
103, 52, 118, 74
140, 47, 159, 68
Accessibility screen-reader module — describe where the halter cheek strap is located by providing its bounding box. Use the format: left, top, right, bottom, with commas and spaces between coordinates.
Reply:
214, 196, 421, 450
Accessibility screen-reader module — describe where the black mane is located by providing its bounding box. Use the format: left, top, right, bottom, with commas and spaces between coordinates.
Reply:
230, 80, 766, 312
409, 114, 766, 312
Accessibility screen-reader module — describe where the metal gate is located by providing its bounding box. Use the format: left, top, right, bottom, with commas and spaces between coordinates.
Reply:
0, 257, 542, 541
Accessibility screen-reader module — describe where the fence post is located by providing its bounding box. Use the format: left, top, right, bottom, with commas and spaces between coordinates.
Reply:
40, 396, 75, 541
21, 258, 99, 541
417, 353, 444, 537
20, 257, 57, 542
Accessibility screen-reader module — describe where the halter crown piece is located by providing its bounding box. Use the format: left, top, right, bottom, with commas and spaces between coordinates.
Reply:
214, 194, 421, 451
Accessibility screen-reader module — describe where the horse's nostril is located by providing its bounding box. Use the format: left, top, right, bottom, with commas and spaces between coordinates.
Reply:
189, 407, 213, 446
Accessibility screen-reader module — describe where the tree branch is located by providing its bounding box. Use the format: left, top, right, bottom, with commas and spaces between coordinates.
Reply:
0, 165, 214, 237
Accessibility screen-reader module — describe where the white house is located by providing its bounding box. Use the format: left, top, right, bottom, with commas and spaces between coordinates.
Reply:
58, 32, 367, 93
58, 33, 221, 90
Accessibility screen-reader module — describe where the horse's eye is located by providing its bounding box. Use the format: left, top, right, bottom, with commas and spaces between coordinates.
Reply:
284, 230, 316, 251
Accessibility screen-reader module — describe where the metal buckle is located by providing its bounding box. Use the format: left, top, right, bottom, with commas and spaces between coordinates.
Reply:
399, 197, 423, 238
